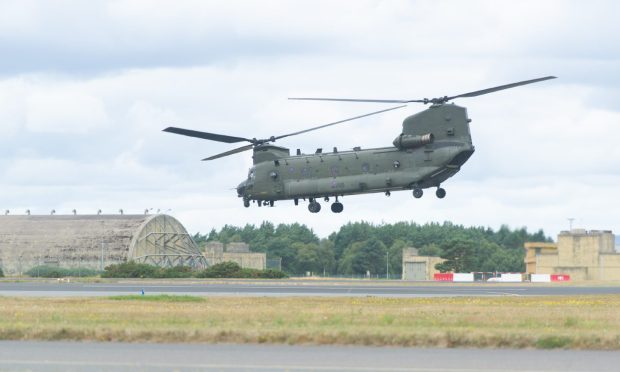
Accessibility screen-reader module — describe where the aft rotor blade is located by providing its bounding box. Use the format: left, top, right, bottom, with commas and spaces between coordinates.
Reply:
275, 105, 406, 141
289, 97, 425, 104
290, 76, 556, 105
163, 127, 252, 144
446, 76, 557, 100
202, 144, 254, 161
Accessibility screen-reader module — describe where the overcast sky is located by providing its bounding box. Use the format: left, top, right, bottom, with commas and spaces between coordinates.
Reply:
1, 0, 619, 240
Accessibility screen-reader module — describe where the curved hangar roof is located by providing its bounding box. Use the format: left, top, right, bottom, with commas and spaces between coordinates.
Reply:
0, 214, 205, 275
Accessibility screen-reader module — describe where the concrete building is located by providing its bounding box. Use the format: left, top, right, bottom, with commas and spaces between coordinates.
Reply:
0, 214, 206, 275
523, 242, 558, 274
401, 248, 445, 280
204, 241, 266, 270
524, 229, 620, 281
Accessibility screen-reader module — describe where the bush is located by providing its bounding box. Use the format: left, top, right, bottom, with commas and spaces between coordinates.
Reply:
196, 262, 288, 279
0, 267, 4, 278
25, 265, 99, 278
258, 269, 288, 279
196, 261, 243, 278
102, 262, 195, 278
102, 262, 159, 278
157, 265, 194, 278
102, 261, 288, 279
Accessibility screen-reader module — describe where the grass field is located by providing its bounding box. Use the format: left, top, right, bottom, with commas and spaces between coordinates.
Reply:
1, 295, 619, 349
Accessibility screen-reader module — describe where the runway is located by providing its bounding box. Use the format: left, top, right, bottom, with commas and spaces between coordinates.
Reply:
1, 280, 619, 297
1, 341, 619, 371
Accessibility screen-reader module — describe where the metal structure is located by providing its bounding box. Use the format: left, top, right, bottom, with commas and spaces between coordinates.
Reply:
129, 214, 206, 268
0, 214, 205, 275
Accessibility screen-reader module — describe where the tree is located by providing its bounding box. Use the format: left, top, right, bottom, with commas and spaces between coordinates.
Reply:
435, 238, 477, 273
276, 223, 319, 245
318, 239, 337, 275
330, 222, 375, 260
419, 243, 442, 257
387, 239, 407, 276
339, 238, 387, 276
293, 242, 322, 275
265, 237, 296, 273
199, 220, 549, 277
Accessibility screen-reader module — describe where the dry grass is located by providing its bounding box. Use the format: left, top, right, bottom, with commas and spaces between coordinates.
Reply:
1, 295, 620, 349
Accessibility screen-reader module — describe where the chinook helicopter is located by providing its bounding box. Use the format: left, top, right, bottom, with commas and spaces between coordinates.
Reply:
164, 76, 555, 213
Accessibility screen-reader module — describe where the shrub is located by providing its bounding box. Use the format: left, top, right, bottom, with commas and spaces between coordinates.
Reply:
258, 269, 288, 279
196, 262, 288, 279
25, 265, 99, 278
102, 261, 288, 279
0, 267, 4, 278
102, 262, 195, 278
157, 265, 194, 278
102, 262, 160, 278
196, 261, 242, 278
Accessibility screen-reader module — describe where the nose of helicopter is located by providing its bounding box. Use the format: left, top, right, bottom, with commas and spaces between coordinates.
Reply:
236, 180, 247, 197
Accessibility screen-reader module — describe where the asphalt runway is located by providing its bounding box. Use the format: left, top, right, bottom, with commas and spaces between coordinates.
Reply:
1, 280, 619, 297
1, 341, 619, 371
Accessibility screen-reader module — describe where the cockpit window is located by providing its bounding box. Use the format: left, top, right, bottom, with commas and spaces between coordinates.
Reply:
248, 168, 256, 180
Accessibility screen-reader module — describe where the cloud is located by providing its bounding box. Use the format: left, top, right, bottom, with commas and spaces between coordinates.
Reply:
3, 1, 618, 76
0, 0, 619, 240
26, 89, 108, 133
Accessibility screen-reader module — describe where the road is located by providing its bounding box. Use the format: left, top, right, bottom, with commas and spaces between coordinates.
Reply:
1, 280, 619, 297
1, 341, 619, 371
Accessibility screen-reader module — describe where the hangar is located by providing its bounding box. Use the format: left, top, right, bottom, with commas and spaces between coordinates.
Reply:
401, 248, 445, 280
0, 214, 206, 276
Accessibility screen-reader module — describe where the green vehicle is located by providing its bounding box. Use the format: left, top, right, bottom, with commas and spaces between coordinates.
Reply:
164, 76, 555, 213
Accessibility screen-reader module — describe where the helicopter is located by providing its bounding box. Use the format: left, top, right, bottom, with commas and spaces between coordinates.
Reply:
164, 76, 556, 213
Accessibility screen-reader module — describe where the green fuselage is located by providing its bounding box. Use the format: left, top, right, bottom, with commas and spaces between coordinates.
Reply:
237, 103, 475, 204
237, 141, 474, 202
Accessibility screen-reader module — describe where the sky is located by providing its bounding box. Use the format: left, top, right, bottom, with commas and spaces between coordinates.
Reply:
1, 0, 619, 240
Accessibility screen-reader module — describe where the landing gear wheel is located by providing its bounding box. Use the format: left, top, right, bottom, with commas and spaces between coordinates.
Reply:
413, 188, 423, 199
269, 200, 274, 207
243, 199, 250, 208
331, 202, 344, 213
436, 187, 446, 199
308, 201, 321, 213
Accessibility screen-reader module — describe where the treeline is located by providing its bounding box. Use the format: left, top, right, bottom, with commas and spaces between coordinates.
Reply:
193, 221, 551, 276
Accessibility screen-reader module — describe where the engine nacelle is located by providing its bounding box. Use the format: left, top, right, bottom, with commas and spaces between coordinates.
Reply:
392, 133, 434, 149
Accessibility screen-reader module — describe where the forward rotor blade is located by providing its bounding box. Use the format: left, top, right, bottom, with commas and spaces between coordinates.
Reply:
163, 127, 252, 144
202, 144, 254, 161
446, 76, 557, 100
289, 97, 424, 104
275, 105, 406, 141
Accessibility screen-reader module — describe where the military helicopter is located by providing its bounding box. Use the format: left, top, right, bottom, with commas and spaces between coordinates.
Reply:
164, 76, 555, 213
